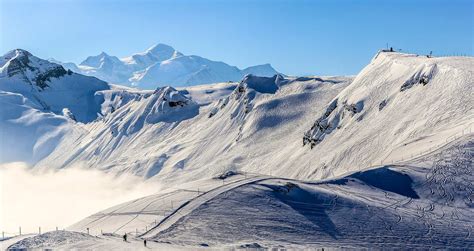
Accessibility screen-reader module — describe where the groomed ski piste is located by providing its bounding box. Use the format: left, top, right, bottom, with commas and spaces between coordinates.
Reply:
5, 137, 474, 249
1, 50, 473, 250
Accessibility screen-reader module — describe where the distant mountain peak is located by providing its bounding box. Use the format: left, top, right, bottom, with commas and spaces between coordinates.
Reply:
146, 43, 175, 54
55, 43, 280, 88
80, 51, 117, 67
11, 48, 32, 57
143, 43, 183, 61
0, 48, 76, 90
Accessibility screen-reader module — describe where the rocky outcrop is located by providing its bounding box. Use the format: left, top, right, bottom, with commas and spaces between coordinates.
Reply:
400, 64, 437, 92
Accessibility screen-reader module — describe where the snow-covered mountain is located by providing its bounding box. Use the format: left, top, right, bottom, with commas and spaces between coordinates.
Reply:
0, 49, 113, 163
57, 43, 279, 89
35, 72, 350, 181
0, 49, 111, 122
35, 51, 473, 184
3, 48, 472, 189
0, 49, 247, 164
3, 49, 473, 249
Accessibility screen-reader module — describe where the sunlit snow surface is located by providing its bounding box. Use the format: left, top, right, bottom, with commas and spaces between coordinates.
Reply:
6, 137, 473, 249
2, 51, 474, 249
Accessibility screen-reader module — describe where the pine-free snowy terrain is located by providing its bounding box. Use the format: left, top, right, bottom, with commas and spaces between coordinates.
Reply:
7, 137, 474, 249
0, 49, 110, 163
54, 43, 279, 89
33, 52, 474, 185
2, 50, 473, 249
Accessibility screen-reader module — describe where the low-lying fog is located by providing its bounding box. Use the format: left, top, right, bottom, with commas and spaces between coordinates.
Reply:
0, 162, 161, 236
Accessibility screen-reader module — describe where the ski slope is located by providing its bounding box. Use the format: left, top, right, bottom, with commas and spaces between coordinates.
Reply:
9, 135, 473, 249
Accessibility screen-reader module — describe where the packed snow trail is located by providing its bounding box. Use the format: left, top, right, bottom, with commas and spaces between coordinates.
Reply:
140, 174, 269, 238
5, 231, 199, 250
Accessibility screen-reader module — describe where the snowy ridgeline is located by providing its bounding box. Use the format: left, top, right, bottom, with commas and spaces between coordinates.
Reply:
1, 49, 474, 249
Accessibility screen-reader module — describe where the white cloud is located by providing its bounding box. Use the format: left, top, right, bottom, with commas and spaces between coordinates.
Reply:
0, 162, 161, 235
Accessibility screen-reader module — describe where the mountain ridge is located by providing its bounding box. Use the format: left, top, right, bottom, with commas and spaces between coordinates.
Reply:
54, 43, 279, 89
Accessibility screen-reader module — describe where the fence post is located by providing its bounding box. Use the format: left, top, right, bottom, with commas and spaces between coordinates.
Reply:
56, 227, 58, 231
2, 231, 4, 239
39, 227, 41, 235
19, 227, 21, 236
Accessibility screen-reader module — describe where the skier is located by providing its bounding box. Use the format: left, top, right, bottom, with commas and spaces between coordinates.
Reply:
144, 239, 147, 247
123, 233, 127, 242
390, 47, 393, 52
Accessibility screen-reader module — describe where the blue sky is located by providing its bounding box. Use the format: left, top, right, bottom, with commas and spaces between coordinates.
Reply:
1, 0, 472, 76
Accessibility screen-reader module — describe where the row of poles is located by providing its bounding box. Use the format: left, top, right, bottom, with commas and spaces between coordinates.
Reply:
1, 227, 63, 239
384, 44, 473, 58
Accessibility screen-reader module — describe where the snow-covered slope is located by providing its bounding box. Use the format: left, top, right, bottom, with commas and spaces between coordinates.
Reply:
0, 91, 70, 163
35, 74, 350, 183
37, 52, 473, 185
13, 136, 473, 249
58, 43, 279, 88
135, 138, 474, 249
176, 82, 237, 105
302, 52, 473, 177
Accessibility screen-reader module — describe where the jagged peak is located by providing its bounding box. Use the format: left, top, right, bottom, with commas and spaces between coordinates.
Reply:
4, 49, 33, 58
1, 49, 34, 68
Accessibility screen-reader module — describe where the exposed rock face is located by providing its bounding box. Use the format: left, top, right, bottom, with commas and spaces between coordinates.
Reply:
303, 99, 339, 148
400, 64, 437, 91
0, 49, 110, 122
6, 50, 35, 77
34, 67, 71, 89
3, 49, 71, 90
303, 98, 365, 148
208, 74, 285, 118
